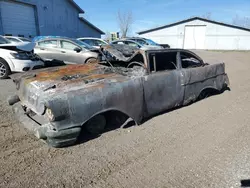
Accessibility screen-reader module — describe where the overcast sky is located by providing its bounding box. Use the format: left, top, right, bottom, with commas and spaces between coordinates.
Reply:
74, 0, 250, 35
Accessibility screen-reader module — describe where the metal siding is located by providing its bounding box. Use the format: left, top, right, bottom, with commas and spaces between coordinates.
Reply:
0, 0, 37, 37
0, 0, 102, 38
140, 19, 250, 50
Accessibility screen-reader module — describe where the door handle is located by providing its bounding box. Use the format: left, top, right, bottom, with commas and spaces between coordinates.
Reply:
40, 48, 45, 50
61, 51, 66, 53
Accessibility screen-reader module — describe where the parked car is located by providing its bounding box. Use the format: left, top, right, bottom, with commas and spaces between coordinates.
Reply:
126, 37, 170, 48
0, 36, 44, 79
110, 39, 163, 50
77, 37, 108, 49
9, 45, 229, 147
4, 36, 32, 44
33, 36, 99, 64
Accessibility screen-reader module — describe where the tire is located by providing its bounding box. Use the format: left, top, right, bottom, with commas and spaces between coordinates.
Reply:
85, 114, 106, 134
85, 58, 97, 64
0, 59, 11, 79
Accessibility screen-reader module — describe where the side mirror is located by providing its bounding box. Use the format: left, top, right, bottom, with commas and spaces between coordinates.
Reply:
74, 47, 81, 53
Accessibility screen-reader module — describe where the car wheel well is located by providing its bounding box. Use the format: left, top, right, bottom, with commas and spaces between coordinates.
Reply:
85, 57, 97, 64
198, 87, 220, 100
82, 110, 134, 132
0, 58, 11, 79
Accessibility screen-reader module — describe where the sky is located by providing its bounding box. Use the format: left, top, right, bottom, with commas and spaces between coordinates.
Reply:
74, 0, 250, 36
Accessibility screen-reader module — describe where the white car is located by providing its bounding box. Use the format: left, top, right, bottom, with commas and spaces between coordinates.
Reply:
0, 36, 44, 79
77, 37, 108, 49
4, 36, 31, 44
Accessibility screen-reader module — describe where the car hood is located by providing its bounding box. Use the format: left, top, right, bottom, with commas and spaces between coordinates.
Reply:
0, 42, 36, 52
11, 63, 146, 94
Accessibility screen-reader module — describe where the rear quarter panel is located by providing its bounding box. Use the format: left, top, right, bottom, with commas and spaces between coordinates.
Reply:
182, 63, 228, 105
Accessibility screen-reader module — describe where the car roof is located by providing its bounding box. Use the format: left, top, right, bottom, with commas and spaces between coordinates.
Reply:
32, 36, 72, 42
112, 39, 140, 43
78, 37, 104, 40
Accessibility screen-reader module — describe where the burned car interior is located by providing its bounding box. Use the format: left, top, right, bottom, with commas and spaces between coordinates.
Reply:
100, 45, 205, 73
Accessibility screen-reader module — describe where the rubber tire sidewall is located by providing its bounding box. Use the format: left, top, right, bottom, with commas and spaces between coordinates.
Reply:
0, 58, 11, 79
85, 58, 97, 64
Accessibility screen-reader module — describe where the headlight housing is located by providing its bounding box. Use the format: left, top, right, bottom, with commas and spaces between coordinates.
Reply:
10, 52, 30, 60
46, 108, 55, 122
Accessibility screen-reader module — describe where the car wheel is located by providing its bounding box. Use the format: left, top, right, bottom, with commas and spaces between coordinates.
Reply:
85, 114, 106, 134
0, 59, 11, 79
85, 58, 97, 64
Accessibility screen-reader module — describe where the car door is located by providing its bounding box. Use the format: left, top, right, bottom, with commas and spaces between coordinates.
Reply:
59, 40, 83, 64
179, 51, 226, 105
142, 51, 185, 117
35, 39, 60, 60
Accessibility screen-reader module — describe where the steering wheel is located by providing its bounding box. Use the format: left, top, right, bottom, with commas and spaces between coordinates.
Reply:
170, 61, 177, 69
127, 62, 145, 68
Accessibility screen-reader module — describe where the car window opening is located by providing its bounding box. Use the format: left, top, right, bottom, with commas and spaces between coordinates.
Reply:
149, 52, 177, 72
181, 52, 202, 68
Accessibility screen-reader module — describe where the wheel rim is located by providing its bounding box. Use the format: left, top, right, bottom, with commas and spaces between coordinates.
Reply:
0, 62, 6, 77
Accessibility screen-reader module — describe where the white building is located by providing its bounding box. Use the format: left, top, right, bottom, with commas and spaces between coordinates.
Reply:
138, 17, 250, 50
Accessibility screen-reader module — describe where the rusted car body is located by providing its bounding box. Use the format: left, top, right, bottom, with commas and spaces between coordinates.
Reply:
9, 45, 230, 147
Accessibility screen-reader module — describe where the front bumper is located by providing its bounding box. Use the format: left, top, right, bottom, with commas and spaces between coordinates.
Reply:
8, 58, 44, 72
12, 103, 81, 147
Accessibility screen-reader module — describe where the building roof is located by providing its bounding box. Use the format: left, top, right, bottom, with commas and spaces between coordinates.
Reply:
68, 0, 84, 13
137, 17, 250, 35
79, 17, 105, 35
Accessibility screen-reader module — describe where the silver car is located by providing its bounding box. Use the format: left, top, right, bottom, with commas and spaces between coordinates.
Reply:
111, 39, 163, 50
77, 37, 108, 49
34, 37, 99, 64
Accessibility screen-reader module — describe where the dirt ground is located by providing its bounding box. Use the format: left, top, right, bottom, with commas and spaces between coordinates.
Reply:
1, 50, 250, 188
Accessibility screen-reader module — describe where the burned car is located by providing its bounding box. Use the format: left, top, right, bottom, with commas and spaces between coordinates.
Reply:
8, 45, 230, 147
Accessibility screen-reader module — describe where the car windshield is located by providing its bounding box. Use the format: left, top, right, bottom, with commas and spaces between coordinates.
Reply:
0, 36, 11, 44
20, 38, 31, 42
134, 39, 148, 46
146, 39, 160, 46
70, 39, 92, 50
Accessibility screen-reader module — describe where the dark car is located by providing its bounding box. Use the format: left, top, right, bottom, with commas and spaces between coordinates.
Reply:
9, 45, 229, 147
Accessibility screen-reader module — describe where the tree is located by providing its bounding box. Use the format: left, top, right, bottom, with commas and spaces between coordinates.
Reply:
104, 31, 111, 43
232, 15, 250, 28
117, 10, 133, 38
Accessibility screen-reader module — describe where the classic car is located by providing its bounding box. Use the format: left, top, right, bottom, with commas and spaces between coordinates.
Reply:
8, 45, 230, 147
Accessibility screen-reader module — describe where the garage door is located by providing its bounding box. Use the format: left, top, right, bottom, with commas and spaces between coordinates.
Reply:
0, 0, 37, 37
184, 25, 206, 49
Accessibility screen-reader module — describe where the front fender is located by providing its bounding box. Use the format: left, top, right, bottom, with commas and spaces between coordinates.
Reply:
48, 77, 145, 131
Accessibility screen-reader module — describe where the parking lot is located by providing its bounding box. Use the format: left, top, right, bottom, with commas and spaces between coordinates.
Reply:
0, 50, 250, 187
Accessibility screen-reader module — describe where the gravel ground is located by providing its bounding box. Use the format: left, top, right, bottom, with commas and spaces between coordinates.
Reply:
1, 50, 250, 188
